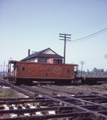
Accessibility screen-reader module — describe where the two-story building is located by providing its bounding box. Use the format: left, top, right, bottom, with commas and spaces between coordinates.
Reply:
21, 48, 63, 64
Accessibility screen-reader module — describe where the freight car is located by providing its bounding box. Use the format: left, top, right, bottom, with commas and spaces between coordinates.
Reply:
6, 60, 78, 84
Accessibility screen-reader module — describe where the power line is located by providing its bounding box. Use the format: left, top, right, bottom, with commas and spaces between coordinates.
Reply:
72, 28, 107, 42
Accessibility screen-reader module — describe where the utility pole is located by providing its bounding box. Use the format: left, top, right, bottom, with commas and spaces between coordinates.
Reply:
59, 33, 71, 64
80, 61, 85, 77
3, 61, 5, 76
0, 65, 2, 75
6, 65, 8, 75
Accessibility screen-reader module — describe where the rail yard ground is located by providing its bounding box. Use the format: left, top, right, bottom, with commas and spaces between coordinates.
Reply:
0, 78, 107, 97
67, 84, 107, 95
1, 83, 107, 97
1, 79, 107, 119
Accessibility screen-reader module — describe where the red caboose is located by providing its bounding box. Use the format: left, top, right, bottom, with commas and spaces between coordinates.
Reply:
7, 60, 78, 84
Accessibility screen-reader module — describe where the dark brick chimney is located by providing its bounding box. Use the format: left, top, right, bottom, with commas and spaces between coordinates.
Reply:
28, 49, 30, 57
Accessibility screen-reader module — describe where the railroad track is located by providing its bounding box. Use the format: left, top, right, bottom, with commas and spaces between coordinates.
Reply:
41, 85, 88, 95
1, 79, 107, 119
18, 84, 88, 97
0, 94, 107, 119
0, 79, 12, 87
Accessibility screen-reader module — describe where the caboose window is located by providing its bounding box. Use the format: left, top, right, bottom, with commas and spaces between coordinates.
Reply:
22, 67, 26, 71
67, 69, 70, 73
47, 68, 51, 73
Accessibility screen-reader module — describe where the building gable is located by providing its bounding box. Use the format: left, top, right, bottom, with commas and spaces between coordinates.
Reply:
42, 48, 56, 55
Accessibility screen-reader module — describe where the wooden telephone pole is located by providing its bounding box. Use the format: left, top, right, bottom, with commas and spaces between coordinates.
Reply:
80, 61, 85, 77
59, 33, 71, 64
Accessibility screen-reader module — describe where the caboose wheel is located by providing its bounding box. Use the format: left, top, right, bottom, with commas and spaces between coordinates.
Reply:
55, 80, 71, 85
15, 79, 21, 85
25, 80, 33, 85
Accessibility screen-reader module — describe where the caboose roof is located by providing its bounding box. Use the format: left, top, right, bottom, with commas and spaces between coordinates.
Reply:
21, 48, 63, 61
9, 60, 78, 66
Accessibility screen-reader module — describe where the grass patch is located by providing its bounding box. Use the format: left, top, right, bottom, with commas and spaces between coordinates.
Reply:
102, 84, 107, 90
0, 88, 17, 98
70, 86, 88, 90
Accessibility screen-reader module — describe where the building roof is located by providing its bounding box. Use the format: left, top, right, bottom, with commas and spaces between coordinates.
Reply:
21, 48, 63, 61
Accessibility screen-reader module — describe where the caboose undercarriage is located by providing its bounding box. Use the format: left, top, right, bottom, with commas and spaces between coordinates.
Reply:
5, 76, 107, 85
8, 76, 78, 85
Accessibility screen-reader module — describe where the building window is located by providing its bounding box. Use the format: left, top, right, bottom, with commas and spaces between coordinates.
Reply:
22, 67, 26, 71
51, 59, 53, 62
55, 60, 59, 64
38, 58, 47, 63
47, 68, 51, 73
67, 69, 70, 73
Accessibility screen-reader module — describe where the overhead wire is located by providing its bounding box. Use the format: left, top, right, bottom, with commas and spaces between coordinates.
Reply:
71, 28, 107, 42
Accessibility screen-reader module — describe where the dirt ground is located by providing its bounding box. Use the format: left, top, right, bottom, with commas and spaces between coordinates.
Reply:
67, 84, 107, 95
11, 88, 28, 98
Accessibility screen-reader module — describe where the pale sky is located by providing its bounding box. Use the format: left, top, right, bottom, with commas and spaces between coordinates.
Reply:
0, 0, 107, 71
